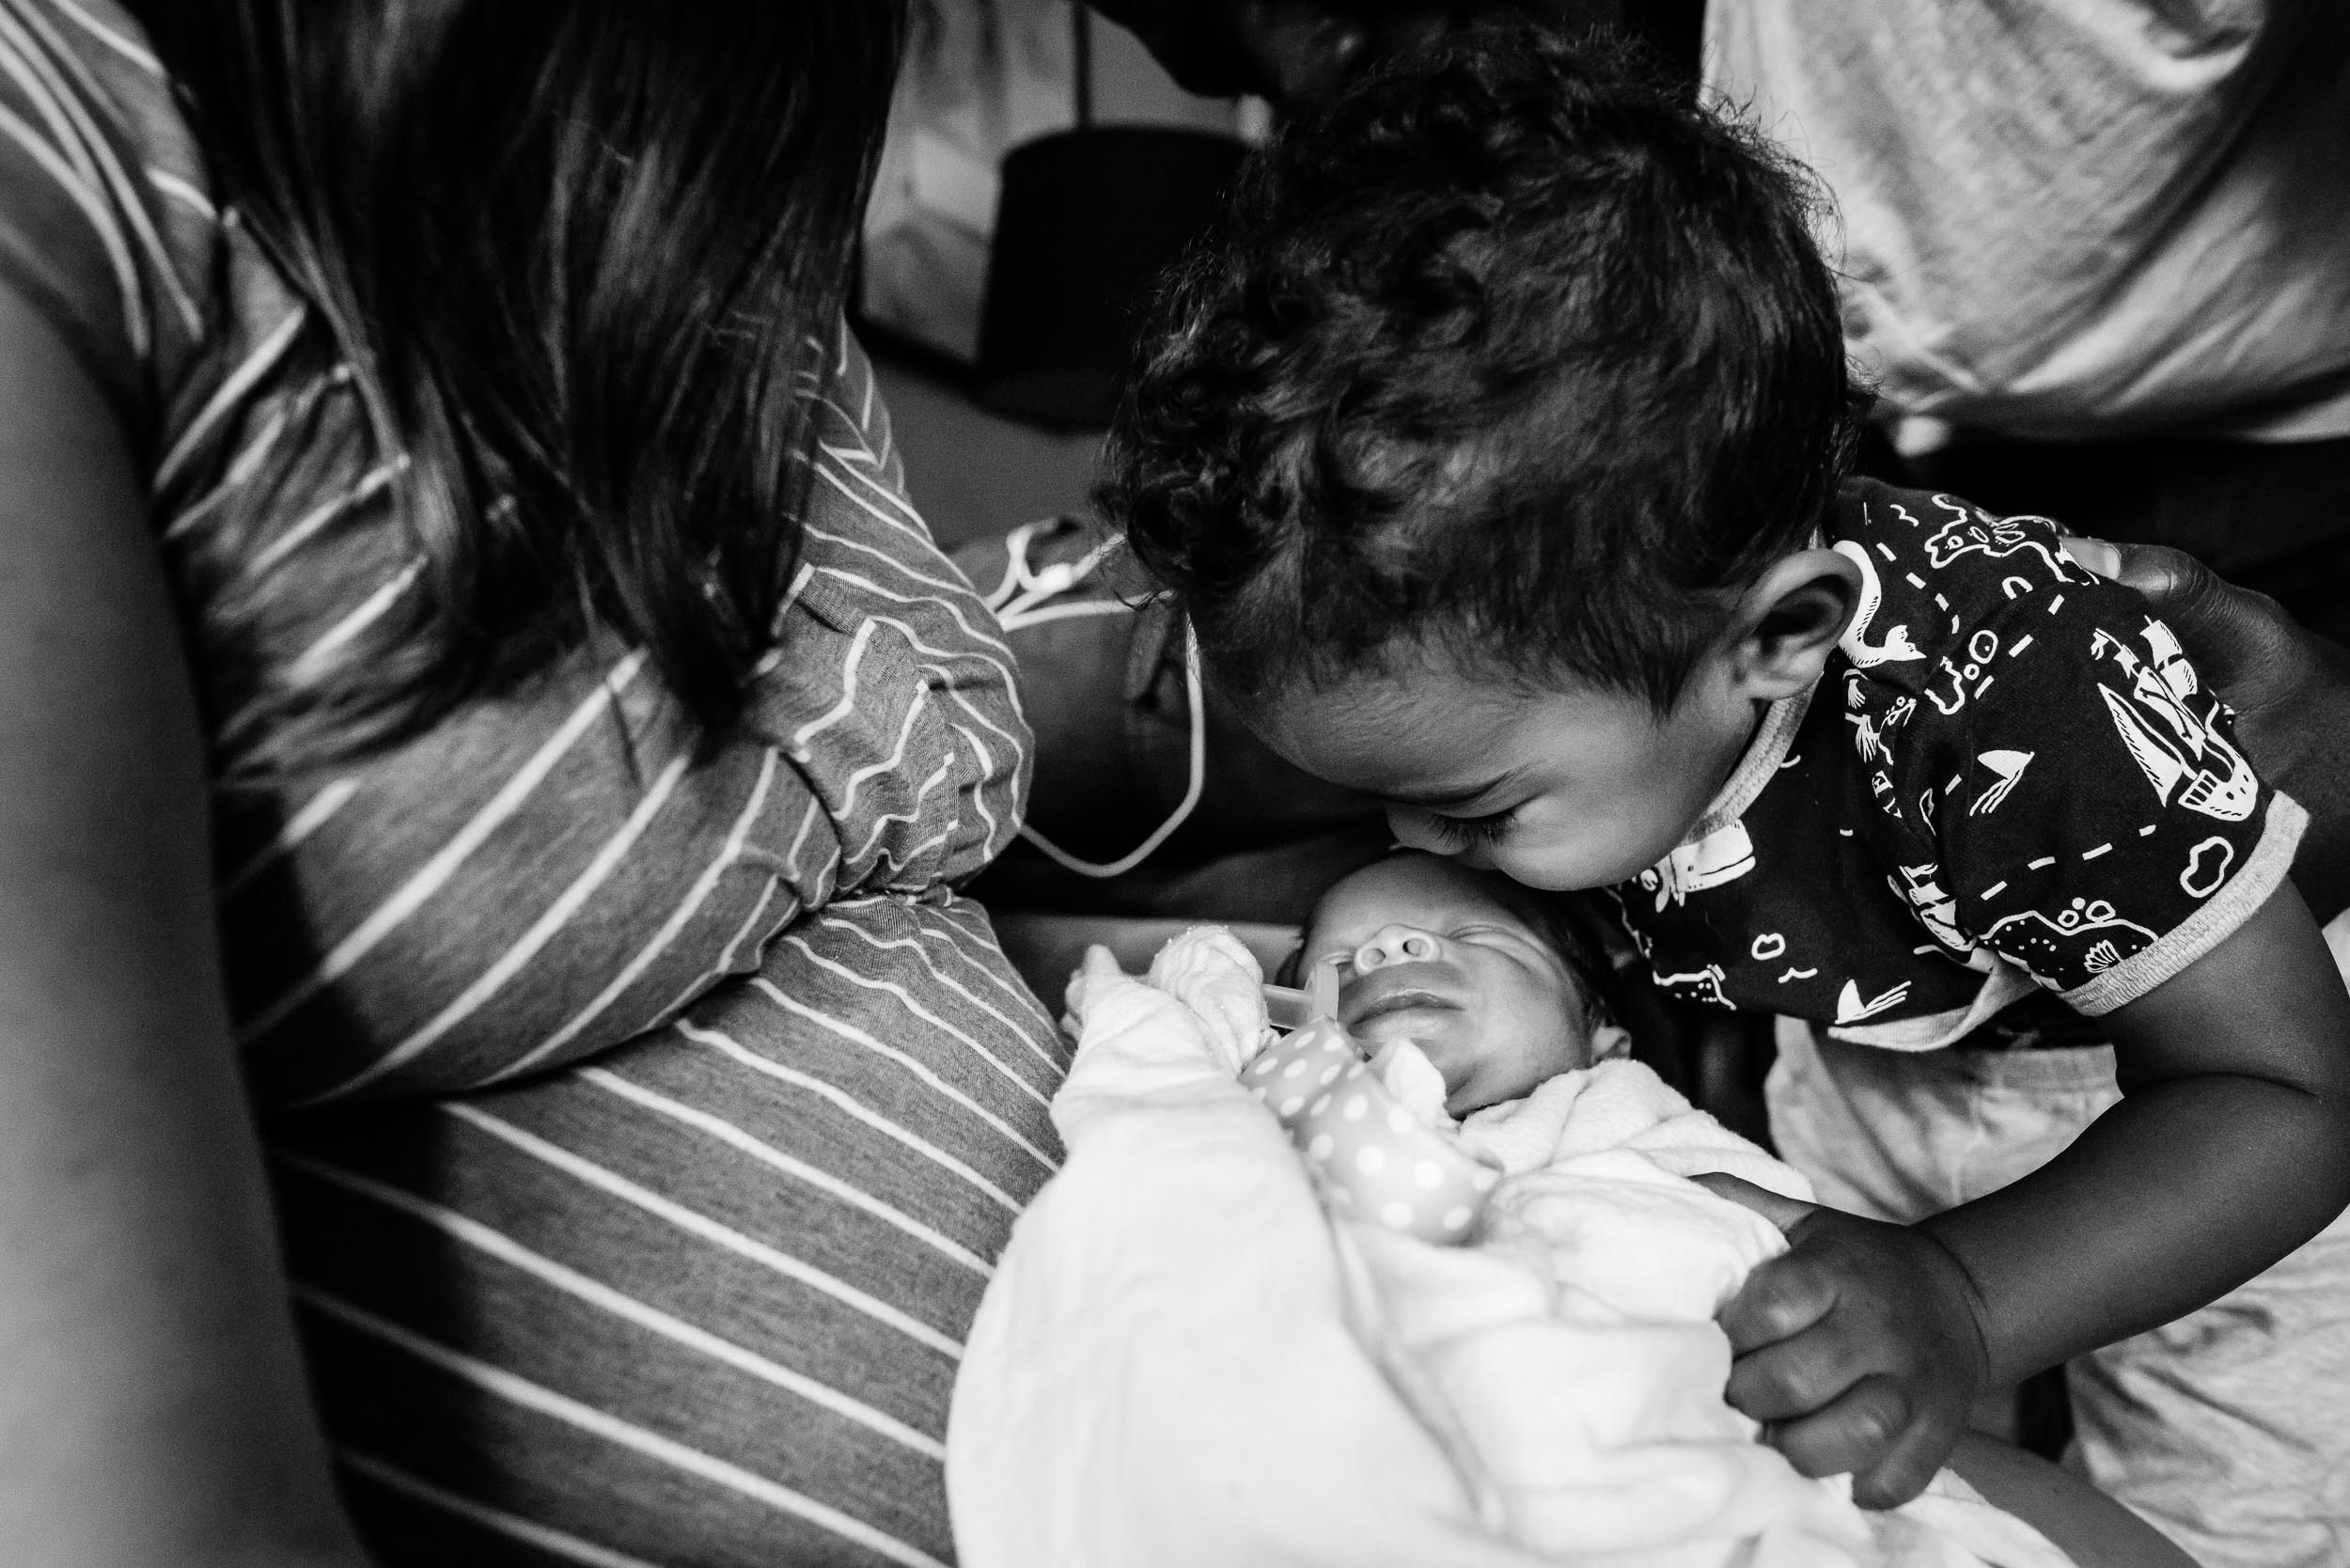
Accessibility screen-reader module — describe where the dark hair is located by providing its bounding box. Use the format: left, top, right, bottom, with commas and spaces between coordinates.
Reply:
1104, 19, 1865, 712
130, 0, 906, 762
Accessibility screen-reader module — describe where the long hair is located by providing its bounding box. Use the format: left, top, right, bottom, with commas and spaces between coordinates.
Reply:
129, 0, 907, 759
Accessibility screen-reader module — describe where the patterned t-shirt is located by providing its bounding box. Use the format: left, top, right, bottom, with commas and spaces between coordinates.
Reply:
1611, 478, 2306, 1050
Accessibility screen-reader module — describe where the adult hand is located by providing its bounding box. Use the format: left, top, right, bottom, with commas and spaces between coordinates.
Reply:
1693, 1174, 1992, 1509
2060, 538, 2350, 922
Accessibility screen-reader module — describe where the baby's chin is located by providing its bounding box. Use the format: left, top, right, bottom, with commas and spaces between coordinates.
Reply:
1351, 1008, 1469, 1063
1350, 1005, 1593, 1110
1450, 1035, 1600, 1113
1467, 1054, 1590, 1108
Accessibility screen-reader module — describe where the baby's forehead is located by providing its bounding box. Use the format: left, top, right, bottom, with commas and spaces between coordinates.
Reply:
1304, 855, 1538, 949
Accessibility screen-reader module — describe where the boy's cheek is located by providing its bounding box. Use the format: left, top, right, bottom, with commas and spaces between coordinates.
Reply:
1490, 853, 1579, 891
1503, 804, 1710, 892
1489, 837, 1640, 894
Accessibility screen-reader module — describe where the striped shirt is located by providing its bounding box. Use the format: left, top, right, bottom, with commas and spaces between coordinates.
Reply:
0, 3, 1064, 1562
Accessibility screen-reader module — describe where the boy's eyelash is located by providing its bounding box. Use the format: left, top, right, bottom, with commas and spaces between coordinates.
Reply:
1426, 808, 1515, 848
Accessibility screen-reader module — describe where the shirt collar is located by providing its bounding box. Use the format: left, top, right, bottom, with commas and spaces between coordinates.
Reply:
1682, 675, 1818, 846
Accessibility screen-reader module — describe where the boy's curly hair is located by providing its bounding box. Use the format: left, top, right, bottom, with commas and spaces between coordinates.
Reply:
1102, 19, 1867, 711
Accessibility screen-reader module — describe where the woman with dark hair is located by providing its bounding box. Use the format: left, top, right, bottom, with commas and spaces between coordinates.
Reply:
0, 4, 1506, 1558
0, 3, 1087, 1563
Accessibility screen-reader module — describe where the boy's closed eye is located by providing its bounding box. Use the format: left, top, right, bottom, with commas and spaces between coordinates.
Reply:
1393, 802, 1518, 857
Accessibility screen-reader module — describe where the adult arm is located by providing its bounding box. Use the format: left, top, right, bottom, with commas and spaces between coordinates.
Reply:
1945, 1433, 2199, 1568
0, 283, 369, 1564
2061, 536, 2350, 920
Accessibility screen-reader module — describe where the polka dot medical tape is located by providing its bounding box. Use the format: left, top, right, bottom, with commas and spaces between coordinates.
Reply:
1245, 999, 1499, 1245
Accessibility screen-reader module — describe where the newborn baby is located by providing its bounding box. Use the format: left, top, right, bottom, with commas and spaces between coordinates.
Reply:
948, 860, 2073, 1568
1292, 849, 1626, 1117
1259, 853, 1793, 1246
1239, 850, 1645, 1244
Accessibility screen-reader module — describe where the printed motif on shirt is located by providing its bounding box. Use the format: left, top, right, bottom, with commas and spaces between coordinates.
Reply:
1608, 479, 2302, 1049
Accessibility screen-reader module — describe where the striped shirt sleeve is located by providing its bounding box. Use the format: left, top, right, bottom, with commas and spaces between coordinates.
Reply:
225, 331, 1039, 1105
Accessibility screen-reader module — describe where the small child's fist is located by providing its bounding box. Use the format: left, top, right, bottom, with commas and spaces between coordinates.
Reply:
1709, 1202, 1992, 1508
1146, 926, 1268, 1075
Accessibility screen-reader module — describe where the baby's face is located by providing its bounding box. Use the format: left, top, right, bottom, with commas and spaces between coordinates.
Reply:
1301, 852, 1599, 1114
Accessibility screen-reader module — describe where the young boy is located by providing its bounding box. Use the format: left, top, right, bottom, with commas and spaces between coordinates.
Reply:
1100, 17, 2350, 1554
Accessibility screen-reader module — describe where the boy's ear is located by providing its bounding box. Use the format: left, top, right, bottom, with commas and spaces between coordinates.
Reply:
1722, 548, 1860, 701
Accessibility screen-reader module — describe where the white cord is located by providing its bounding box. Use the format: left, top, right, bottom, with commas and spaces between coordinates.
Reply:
990, 518, 1209, 879
996, 599, 1137, 630
986, 520, 1122, 628
1016, 617, 1206, 880
979, 526, 1033, 609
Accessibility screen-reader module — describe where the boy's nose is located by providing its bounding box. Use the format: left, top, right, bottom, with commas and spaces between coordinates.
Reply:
1354, 925, 1440, 972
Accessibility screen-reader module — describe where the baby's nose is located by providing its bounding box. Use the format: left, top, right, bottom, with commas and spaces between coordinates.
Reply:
1354, 925, 1441, 971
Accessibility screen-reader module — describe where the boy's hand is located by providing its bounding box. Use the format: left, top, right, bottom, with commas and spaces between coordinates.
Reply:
1694, 1174, 1992, 1509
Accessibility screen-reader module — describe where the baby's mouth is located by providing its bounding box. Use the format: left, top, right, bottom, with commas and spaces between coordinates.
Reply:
1351, 990, 1459, 1025
1341, 964, 1466, 1029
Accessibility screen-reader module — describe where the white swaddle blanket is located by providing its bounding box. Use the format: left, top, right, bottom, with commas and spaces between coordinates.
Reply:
947, 931, 2073, 1568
